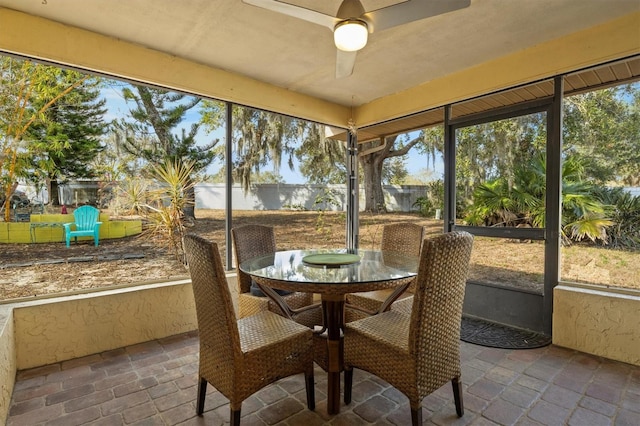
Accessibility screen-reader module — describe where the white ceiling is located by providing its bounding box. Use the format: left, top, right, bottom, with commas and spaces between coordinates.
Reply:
1, 0, 639, 108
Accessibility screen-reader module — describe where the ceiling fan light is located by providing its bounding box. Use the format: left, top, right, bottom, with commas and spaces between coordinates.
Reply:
334, 20, 368, 52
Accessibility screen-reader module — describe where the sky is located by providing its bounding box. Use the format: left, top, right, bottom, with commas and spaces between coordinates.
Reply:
101, 83, 444, 184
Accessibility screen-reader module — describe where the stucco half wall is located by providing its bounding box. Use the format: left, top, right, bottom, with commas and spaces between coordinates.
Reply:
2, 278, 640, 424
553, 285, 640, 366
0, 307, 16, 425
7, 275, 235, 371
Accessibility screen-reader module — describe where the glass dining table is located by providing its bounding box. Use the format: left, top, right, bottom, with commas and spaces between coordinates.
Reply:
240, 248, 419, 415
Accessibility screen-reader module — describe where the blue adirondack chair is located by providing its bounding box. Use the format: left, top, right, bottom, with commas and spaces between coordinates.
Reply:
63, 205, 102, 247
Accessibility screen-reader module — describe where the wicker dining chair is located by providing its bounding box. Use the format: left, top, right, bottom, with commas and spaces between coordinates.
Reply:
184, 234, 315, 425
232, 224, 320, 327
344, 231, 474, 425
346, 222, 424, 314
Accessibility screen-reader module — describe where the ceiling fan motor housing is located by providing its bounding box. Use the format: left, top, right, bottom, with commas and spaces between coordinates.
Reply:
337, 0, 365, 19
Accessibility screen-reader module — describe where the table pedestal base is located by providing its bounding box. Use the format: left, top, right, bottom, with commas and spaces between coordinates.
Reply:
322, 294, 345, 415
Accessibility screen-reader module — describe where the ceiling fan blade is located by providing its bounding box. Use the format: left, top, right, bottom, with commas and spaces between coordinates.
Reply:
242, 0, 338, 30
363, 0, 471, 33
336, 49, 358, 79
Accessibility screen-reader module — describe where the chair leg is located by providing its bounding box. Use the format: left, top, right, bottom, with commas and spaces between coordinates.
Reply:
196, 377, 207, 415
452, 377, 464, 417
410, 406, 422, 426
230, 408, 241, 426
305, 370, 315, 410
344, 367, 353, 404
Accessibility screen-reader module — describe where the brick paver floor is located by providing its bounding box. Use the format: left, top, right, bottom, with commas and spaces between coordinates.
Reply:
7, 331, 639, 425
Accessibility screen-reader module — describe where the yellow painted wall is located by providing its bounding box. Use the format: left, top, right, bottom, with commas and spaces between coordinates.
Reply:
0, 308, 16, 426
10, 275, 238, 370
12, 281, 196, 369
1, 275, 239, 424
0, 215, 142, 244
553, 285, 640, 366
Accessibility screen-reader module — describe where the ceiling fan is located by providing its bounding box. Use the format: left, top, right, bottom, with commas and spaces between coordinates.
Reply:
241, 0, 471, 78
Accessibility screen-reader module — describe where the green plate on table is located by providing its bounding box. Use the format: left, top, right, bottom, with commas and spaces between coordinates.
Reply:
302, 253, 360, 267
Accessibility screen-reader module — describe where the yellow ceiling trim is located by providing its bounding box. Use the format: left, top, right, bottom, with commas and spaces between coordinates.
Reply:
0, 7, 351, 128
355, 12, 640, 128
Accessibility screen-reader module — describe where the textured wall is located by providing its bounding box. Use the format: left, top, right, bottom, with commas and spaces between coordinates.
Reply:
1, 273, 240, 424
553, 285, 640, 366
11, 275, 238, 370
13, 281, 197, 370
0, 307, 16, 425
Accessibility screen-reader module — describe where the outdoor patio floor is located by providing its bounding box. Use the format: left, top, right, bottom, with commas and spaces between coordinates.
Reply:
7, 330, 639, 425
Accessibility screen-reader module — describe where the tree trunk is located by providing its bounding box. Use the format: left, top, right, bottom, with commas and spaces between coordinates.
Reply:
358, 134, 422, 213
360, 152, 387, 213
50, 180, 60, 206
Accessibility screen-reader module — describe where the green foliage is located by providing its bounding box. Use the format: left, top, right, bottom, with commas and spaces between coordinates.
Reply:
382, 157, 408, 185
119, 86, 218, 171
313, 187, 341, 212
227, 105, 300, 192
413, 179, 444, 217
0, 57, 91, 219
118, 85, 218, 219
593, 187, 640, 249
252, 171, 284, 184
200, 102, 348, 190
563, 85, 640, 185
114, 178, 150, 215
26, 73, 107, 182
455, 113, 547, 203
464, 155, 613, 244
313, 187, 342, 237
412, 196, 433, 217
297, 123, 346, 184
143, 160, 196, 265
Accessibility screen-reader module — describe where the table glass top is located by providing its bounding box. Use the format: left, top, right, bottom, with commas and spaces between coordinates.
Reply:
240, 249, 418, 285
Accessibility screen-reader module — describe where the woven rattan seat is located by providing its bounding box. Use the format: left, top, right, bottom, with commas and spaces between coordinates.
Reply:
344, 231, 474, 425
232, 224, 320, 327
184, 234, 315, 425
346, 222, 424, 314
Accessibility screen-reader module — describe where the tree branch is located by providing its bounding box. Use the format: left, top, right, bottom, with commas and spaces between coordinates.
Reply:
387, 135, 422, 158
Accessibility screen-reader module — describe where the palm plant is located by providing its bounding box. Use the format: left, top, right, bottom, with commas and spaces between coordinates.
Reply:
143, 159, 196, 264
464, 154, 612, 244
593, 187, 640, 249
113, 178, 149, 215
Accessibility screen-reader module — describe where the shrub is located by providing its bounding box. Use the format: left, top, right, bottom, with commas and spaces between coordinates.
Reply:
413, 179, 444, 217
594, 187, 640, 249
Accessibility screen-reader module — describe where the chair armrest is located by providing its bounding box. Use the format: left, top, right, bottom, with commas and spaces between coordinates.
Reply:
62, 223, 73, 230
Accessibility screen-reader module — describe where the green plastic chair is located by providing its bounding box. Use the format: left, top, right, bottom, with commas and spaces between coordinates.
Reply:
63, 205, 102, 247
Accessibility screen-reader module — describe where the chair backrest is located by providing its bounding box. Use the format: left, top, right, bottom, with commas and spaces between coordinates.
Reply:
232, 224, 276, 294
381, 222, 424, 256
73, 205, 100, 231
408, 231, 473, 381
184, 234, 241, 393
